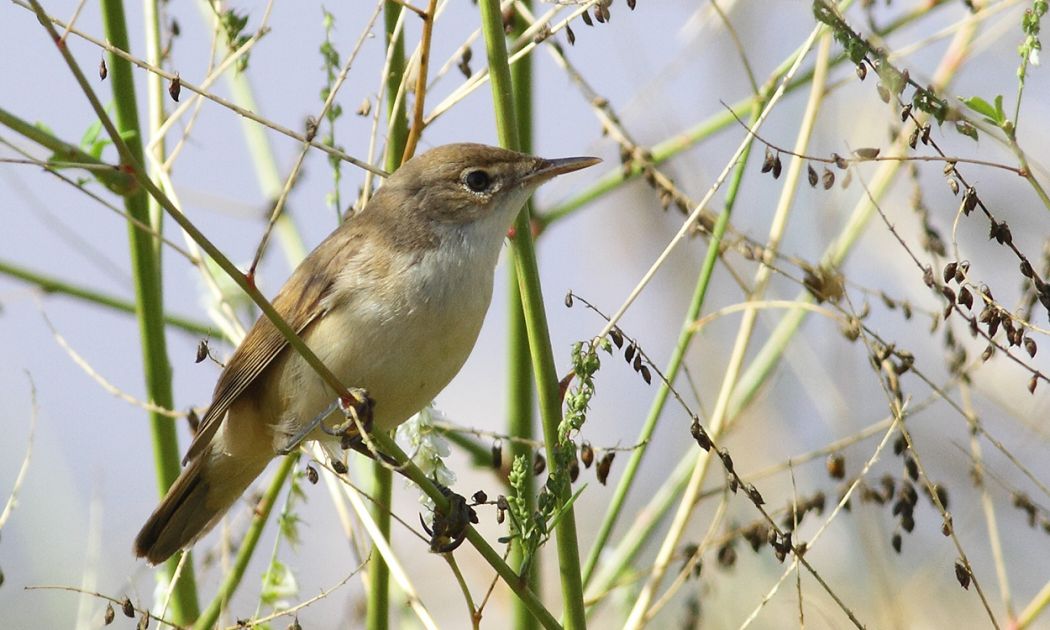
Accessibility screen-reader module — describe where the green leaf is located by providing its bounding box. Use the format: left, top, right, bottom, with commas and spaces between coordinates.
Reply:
959, 96, 997, 121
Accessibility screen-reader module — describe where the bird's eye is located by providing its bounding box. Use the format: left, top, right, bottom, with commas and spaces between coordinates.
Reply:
464, 169, 491, 192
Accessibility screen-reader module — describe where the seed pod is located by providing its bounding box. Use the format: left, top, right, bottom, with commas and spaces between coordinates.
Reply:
306, 465, 318, 485
566, 24, 575, 46
564, 292, 574, 308
904, 456, 919, 481
533, 452, 546, 476
581, 9, 593, 26
168, 74, 181, 102
596, 452, 615, 485
357, 97, 372, 116
891, 532, 902, 553
807, 164, 818, 187
122, 598, 134, 618
854, 147, 880, 160
718, 448, 734, 474
639, 365, 652, 384
822, 168, 835, 190
690, 419, 711, 451
962, 187, 977, 215
900, 103, 912, 121
104, 604, 115, 625
332, 459, 348, 474
491, 440, 502, 469
581, 441, 594, 467
99, 58, 108, 80
856, 63, 867, 80
624, 344, 635, 363
771, 154, 782, 179
943, 262, 958, 284
955, 562, 971, 590
610, 328, 624, 348
826, 454, 845, 479
1025, 337, 1037, 357
196, 340, 208, 363
761, 148, 775, 173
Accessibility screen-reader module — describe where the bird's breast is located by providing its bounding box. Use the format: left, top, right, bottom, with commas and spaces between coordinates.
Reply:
281, 237, 498, 439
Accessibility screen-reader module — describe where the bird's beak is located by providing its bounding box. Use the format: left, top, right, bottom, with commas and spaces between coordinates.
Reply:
524, 155, 602, 185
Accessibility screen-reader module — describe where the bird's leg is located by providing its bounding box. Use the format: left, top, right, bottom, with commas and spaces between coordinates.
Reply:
276, 398, 342, 455
274, 388, 373, 456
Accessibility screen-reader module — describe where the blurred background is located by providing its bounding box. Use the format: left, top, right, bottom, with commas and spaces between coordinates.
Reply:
2, 0, 1049, 627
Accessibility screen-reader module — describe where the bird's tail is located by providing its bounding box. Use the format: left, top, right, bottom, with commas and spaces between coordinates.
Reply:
134, 446, 269, 565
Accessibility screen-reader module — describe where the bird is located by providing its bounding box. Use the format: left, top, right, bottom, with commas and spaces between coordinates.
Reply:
133, 143, 600, 565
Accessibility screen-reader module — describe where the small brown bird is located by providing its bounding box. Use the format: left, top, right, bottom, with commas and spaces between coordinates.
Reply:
134, 143, 599, 564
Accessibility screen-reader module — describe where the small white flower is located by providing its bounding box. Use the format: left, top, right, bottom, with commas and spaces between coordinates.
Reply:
396, 403, 457, 514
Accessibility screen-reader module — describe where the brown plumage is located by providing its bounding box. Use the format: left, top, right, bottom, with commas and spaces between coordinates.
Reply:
133, 144, 599, 565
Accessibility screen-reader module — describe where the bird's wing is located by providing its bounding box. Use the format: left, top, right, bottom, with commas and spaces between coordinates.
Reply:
182, 233, 356, 464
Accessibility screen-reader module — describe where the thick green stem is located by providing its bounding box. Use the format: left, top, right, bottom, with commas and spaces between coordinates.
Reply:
508, 3, 539, 630
477, 1, 586, 627
97, 0, 200, 620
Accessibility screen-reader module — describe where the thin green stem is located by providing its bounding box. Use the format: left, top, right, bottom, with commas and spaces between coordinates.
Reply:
478, 0, 586, 627
440, 428, 501, 470
193, 456, 296, 630
0, 105, 136, 195
96, 0, 199, 620
0, 259, 217, 338
580, 95, 759, 589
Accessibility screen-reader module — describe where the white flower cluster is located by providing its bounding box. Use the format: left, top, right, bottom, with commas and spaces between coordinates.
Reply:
395, 403, 456, 513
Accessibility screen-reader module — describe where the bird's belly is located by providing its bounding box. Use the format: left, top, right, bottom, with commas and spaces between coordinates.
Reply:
268, 270, 491, 449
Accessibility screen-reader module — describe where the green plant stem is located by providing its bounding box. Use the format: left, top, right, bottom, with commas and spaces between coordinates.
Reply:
0, 106, 136, 195
508, 3, 538, 630
580, 94, 757, 589
95, 0, 199, 621
364, 6, 410, 628
369, 432, 561, 629
477, 1, 586, 627
193, 456, 296, 630
367, 458, 392, 630
0, 259, 216, 337
440, 428, 501, 470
